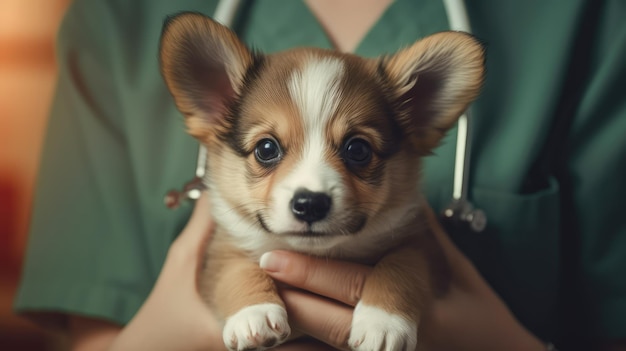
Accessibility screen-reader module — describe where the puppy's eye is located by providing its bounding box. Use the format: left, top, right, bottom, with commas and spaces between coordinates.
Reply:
343, 138, 372, 166
255, 138, 282, 163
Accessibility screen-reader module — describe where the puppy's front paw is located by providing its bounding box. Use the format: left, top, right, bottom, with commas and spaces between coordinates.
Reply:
349, 303, 417, 351
222, 303, 290, 351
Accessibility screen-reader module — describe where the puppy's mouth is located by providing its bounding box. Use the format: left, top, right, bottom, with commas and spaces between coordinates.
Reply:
256, 212, 367, 237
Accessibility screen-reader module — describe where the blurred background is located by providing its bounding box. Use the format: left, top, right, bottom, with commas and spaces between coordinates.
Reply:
1, 0, 72, 349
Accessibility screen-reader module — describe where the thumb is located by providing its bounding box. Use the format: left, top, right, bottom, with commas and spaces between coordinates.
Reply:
167, 191, 214, 270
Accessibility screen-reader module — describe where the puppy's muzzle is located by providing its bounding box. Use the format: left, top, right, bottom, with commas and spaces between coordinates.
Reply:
290, 189, 332, 224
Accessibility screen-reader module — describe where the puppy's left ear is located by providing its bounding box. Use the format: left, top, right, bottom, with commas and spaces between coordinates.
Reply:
159, 12, 257, 141
381, 32, 485, 152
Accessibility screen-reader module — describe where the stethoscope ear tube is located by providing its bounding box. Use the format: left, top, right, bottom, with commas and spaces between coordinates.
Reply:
441, 112, 487, 233
439, 0, 487, 233
164, 0, 242, 209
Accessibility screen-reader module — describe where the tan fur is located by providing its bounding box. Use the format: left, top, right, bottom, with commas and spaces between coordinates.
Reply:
160, 12, 485, 350
357, 197, 450, 320
202, 229, 285, 319
382, 32, 485, 153
160, 12, 254, 144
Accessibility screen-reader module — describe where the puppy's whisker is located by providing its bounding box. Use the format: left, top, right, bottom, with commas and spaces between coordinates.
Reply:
216, 201, 267, 231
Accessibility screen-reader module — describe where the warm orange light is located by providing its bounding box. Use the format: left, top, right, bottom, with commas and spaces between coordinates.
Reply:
0, 1, 71, 349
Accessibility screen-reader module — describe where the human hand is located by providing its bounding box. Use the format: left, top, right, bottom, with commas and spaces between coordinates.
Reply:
260, 207, 546, 351
260, 251, 369, 350
415, 207, 545, 351
107, 192, 226, 351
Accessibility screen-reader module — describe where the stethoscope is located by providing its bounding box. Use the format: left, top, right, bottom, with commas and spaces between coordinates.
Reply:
164, 0, 487, 234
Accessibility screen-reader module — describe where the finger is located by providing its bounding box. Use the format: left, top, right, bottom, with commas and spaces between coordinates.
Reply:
280, 289, 352, 351
260, 250, 372, 306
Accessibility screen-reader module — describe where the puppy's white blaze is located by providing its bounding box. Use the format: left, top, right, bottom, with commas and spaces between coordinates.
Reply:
349, 303, 418, 351
288, 56, 344, 133
286, 133, 333, 192
223, 303, 290, 351
286, 56, 344, 194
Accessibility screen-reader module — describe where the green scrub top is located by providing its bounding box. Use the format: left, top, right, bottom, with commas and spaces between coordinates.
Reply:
15, 0, 626, 349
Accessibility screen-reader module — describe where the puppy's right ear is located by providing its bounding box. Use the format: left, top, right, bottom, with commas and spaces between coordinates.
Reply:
160, 12, 255, 141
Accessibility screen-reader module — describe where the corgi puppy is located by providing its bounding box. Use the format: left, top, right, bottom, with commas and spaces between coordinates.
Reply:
160, 12, 485, 351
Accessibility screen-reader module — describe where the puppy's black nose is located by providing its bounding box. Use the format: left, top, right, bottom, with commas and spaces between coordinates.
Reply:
291, 190, 332, 224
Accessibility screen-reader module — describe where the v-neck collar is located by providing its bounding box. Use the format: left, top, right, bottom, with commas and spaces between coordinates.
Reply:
355, 0, 450, 57
238, 0, 450, 57
302, 0, 396, 54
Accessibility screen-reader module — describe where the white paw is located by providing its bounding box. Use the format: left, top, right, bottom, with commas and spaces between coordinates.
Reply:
223, 303, 290, 351
349, 303, 417, 351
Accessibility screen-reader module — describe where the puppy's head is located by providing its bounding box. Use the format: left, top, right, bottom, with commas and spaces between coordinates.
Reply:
160, 13, 485, 256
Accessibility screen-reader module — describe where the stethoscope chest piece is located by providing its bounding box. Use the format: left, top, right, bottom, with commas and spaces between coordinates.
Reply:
441, 199, 487, 233
164, 176, 205, 209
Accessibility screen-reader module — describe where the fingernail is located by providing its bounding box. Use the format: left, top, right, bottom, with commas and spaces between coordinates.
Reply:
259, 252, 286, 272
